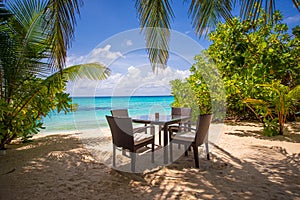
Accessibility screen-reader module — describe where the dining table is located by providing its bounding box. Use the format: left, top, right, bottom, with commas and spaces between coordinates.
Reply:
132, 114, 191, 164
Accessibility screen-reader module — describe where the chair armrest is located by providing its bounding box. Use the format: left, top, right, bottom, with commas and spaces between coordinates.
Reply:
178, 125, 196, 131
133, 125, 155, 134
169, 125, 196, 134
133, 121, 151, 126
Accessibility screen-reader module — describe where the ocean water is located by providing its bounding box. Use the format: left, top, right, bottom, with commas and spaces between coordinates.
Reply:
40, 96, 174, 133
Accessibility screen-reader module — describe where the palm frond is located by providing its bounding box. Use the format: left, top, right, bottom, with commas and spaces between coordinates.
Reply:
135, 0, 174, 71
187, 0, 233, 36
238, 0, 277, 23
243, 97, 267, 105
12, 63, 110, 117
0, 0, 12, 22
46, 62, 110, 83
7, 0, 50, 72
62, 62, 111, 81
44, 0, 83, 71
292, 0, 300, 12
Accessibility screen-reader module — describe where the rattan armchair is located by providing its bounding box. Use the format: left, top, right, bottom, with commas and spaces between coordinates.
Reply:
106, 115, 155, 172
158, 107, 192, 145
169, 114, 212, 168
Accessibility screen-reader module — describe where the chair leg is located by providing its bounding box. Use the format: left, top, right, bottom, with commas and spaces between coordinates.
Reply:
144, 123, 147, 133
184, 145, 188, 156
170, 142, 173, 162
158, 128, 161, 146
130, 152, 136, 172
122, 149, 126, 156
113, 145, 116, 167
192, 145, 199, 168
151, 141, 154, 163
169, 129, 181, 150
205, 142, 210, 160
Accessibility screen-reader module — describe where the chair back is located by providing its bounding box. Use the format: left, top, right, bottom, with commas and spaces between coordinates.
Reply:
194, 114, 212, 146
171, 107, 192, 117
111, 109, 129, 117
172, 107, 192, 128
106, 115, 134, 151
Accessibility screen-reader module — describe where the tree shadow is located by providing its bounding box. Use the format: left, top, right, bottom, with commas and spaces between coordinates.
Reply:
103, 142, 300, 199
135, 143, 300, 199
1, 134, 299, 199
224, 122, 300, 143
225, 120, 262, 127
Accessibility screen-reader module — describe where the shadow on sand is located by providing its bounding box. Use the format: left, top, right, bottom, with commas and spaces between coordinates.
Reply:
224, 121, 300, 143
0, 133, 299, 199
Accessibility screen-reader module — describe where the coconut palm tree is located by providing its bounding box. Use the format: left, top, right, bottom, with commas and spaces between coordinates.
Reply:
135, 0, 300, 71
0, 0, 110, 149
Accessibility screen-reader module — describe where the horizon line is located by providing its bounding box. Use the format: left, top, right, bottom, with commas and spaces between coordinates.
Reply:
70, 95, 174, 98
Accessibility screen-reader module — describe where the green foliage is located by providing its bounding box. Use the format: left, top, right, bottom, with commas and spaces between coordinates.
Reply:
206, 11, 300, 134
262, 118, 279, 137
170, 10, 299, 135
170, 79, 200, 122
244, 81, 300, 135
0, 0, 109, 149
187, 52, 226, 121
170, 52, 226, 122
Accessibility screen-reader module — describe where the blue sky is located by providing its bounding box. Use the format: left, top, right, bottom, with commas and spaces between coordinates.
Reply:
66, 1, 300, 97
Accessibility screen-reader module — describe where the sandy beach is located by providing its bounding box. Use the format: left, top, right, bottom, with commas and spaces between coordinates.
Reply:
0, 122, 299, 200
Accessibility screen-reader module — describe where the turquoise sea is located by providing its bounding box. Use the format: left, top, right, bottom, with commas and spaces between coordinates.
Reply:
41, 96, 174, 133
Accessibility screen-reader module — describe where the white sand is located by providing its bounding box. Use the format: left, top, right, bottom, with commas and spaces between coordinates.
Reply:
0, 122, 299, 199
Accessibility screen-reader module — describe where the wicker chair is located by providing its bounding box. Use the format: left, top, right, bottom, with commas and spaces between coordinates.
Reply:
106, 115, 155, 172
111, 109, 148, 130
169, 114, 212, 168
168, 107, 192, 133
158, 107, 192, 145
110, 109, 130, 117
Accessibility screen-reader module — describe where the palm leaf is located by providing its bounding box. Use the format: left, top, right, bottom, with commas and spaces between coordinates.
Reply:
239, 0, 274, 23
238, 0, 300, 23
243, 97, 267, 105
12, 62, 110, 116
60, 62, 111, 81
7, 0, 50, 74
292, 0, 300, 12
2, 0, 53, 99
187, 0, 233, 36
135, 0, 174, 71
0, 0, 12, 22
44, 0, 83, 71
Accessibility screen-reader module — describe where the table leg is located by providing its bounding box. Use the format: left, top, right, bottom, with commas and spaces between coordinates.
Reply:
163, 125, 168, 164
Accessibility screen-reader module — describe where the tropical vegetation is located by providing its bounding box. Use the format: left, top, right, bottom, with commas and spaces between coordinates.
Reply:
1, 0, 299, 149
171, 11, 300, 136
0, 0, 110, 149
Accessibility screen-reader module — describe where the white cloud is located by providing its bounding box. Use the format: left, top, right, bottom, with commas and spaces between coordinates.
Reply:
100, 65, 190, 96
65, 43, 194, 96
87, 45, 124, 64
66, 44, 124, 67
126, 40, 133, 46
66, 65, 190, 97
283, 15, 300, 24
99, 73, 123, 89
